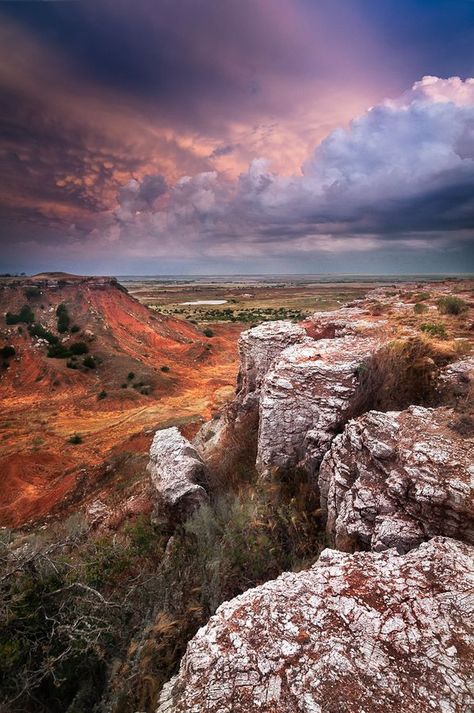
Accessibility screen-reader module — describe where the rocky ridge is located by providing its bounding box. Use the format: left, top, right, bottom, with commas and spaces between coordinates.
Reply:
158, 538, 474, 713
148, 294, 474, 712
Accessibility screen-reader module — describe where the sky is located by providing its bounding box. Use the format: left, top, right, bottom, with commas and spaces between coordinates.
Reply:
0, 0, 473, 276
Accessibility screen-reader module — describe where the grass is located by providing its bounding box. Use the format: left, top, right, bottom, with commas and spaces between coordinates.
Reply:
420, 322, 447, 339
349, 337, 449, 417
437, 295, 468, 315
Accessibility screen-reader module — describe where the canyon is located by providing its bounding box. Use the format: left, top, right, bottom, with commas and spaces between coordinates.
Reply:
1, 276, 473, 713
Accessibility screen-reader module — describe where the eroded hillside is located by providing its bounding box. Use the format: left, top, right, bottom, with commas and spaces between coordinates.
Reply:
1, 278, 473, 713
0, 274, 241, 526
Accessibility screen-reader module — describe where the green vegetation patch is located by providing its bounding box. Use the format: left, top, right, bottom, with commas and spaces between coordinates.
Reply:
437, 295, 468, 315
6, 304, 35, 325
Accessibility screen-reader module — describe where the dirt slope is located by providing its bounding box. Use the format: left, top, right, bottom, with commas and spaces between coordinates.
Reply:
0, 275, 242, 526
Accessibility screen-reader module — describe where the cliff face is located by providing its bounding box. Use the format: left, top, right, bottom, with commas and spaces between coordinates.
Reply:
148, 290, 474, 713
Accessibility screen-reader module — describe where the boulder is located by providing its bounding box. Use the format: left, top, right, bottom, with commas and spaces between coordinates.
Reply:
147, 427, 208, 521
157, 538, 474, 713
256, 334, 383, 479
319, 406, 474, 553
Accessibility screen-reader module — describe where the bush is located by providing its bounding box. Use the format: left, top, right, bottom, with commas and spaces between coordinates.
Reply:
28, 323, 58, 344
66, 360, 78, 369
24, 286, 41, 300
415, 291, 430, 301
69, 341, 89, 355
98, 390, 107, 400
68, 433, 83, 444
5, 304, 35, 325
47, 344, 71, 358
127, 371, 135, 380
83, 356, 96, 369
414, 302, 429, 314
420, 322, 447, 339
121, 383, 127, 388
437, 296, 468, 315
71, 324, 80, 333
160, 365, 170, 372
56, 303, 70, 333
203, 328, 214, 338
0, 346, 15, 359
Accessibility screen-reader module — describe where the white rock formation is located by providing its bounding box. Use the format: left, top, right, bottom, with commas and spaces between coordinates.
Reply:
256, 334, 383, 478
157, 537, 474, 713
319, 406, 474, 553
147, 427, 208, 521
437, 355, 474, 404
194, 308, 387, 463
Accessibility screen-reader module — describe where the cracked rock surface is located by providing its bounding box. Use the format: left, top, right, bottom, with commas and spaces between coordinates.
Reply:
147, 427, 208, 521
157, 537, 474, 713
256, 333, 383, 478
319, 406, 474, 553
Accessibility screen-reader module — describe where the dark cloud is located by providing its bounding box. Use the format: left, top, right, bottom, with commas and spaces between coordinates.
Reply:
0, 1, 474, 273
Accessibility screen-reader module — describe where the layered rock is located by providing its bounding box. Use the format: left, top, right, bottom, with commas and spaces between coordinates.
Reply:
319, 406, 474, 553
157, 537, 474, 713
147, 427, 209, 521
256, 333, 383, 478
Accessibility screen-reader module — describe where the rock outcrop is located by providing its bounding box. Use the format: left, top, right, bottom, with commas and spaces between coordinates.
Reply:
157, 537, 474, 713
195, 308, 388, 476
147, 427, 209, 521
236, 320, 307, 406
437, 355, 474, 405
319, 406, 474, 553
256, 333, 383, 478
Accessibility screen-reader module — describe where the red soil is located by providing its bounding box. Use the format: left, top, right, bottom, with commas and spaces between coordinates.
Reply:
0, 277, 242, 527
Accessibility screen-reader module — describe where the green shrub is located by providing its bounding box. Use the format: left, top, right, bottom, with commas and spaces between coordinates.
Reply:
437, 295, 468, 315
24, 286, 41, 300
415, 291, 430, 301
420, 322, 447, 339
71, 324, 80, 333
127, 371, 135, 380
5, 305, 35, 325
413, 302, 429, 314
69, 341, 88, 355
98, 390, 107, 400
203, 328, 214, 338
0, 345, 15, 359
160, 365, 170, 372
83, 356, 96, 369
28, 323, 58, 344
56, 303, 70, 333
47, 344, 71, 358
68, 433, 83, 444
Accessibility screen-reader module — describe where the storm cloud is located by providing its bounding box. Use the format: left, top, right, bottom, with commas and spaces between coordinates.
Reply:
0, 0, 473, 273
105, 77, 474, 268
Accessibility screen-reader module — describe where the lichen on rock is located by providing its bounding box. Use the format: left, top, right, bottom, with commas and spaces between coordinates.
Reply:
319, 405, 474, 553
157, 538, 474, 713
